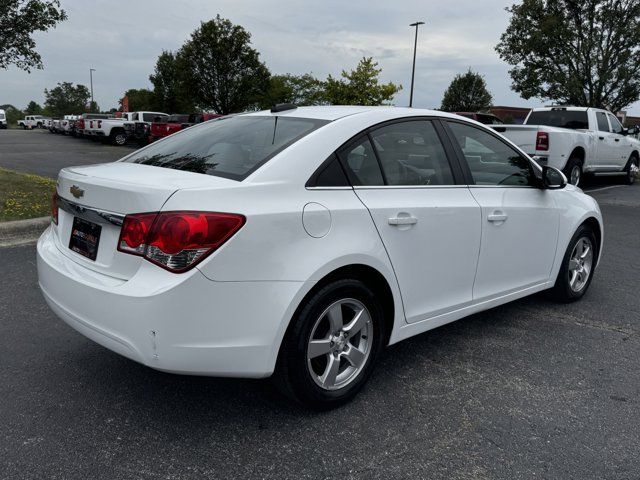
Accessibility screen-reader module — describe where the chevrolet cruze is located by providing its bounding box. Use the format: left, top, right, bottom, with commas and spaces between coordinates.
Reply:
37, 106, 603, 408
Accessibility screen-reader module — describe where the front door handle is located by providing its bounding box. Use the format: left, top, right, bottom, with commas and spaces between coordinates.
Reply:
389, 215, 418, 226
599, 136, 605, 140
487, 212, 508, 223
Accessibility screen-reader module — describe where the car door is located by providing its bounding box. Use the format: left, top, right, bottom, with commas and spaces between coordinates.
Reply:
337, 119, 481, 323
444, 120, 560, 302
607, 113, 632, 168
595, 111, 615, 168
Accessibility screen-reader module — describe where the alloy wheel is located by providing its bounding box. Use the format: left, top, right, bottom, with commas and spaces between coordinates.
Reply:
307, 298, 373, 391
570, 165, 581, 186
568, 237, 593, 293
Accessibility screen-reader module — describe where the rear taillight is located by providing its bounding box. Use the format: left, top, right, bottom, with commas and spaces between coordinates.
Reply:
97, 120, 102, 128
536, 131, 549, 151
51, 191, 59, 225
89, 121, 93, 128
117, 211, 245, 272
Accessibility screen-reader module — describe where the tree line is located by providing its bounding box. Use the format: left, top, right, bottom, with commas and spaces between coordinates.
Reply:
3, 1, 640, 121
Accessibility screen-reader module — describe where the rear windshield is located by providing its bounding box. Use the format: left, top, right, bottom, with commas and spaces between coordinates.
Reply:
526, 110, 589, 129
122, 115, 329, 180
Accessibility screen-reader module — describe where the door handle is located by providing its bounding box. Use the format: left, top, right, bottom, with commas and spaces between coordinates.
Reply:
599, 136, 604, 140
487, 212, 508, 223
388, 215, 418, 226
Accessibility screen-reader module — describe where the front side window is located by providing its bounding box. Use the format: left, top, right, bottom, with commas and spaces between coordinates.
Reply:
607, 113, 624, 134
123, 115, 328, 180
448, 122, 536, 187
596, 112, 610, 132
369, 120, 454, 186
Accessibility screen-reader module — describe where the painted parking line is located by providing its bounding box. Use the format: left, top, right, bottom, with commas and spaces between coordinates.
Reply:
584, 185, 626, 193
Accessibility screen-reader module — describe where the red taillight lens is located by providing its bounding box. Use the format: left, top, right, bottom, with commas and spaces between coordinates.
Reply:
117, 211, 245, 272
51, 191, 59, 225
97, 120, 102, 128
536, 131, 549, 151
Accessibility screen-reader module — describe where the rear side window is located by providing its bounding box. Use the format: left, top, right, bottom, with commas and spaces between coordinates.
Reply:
369, 120, 454, 186
448, 122, 536, 187
526, 110, 589, 129
123, 116, 329, 180
338, 137, 385, 186
596, 112, 609, 132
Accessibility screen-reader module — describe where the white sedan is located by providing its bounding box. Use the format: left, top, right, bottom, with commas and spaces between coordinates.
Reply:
37, 106, 603, 408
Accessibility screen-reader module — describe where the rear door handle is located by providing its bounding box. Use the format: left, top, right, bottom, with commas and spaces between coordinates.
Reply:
388, 215, 418, 226
487, 212, 508, 223
599, 136, 605, 140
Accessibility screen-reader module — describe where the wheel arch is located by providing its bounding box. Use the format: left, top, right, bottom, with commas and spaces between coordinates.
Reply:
582, 216, 602, 262
274, 263, 399, 370
569, 146, 586, 164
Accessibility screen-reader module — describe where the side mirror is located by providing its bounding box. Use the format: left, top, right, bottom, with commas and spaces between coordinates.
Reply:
625, 125, 639, 135
541, 166, 567, 189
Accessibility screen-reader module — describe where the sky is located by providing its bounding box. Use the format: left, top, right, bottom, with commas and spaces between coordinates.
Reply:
2, 0, 640, 115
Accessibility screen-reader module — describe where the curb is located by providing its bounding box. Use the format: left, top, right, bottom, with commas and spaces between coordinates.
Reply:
0, 216, 50, 247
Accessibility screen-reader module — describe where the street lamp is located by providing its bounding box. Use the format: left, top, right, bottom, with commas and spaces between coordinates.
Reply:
409, 21, 425, 108
89, 68, 96, 111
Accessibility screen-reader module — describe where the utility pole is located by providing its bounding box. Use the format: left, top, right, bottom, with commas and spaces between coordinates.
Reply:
409, 21, 425, 108
89, 68, 96, 111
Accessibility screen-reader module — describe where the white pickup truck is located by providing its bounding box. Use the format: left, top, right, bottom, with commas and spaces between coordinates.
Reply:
491, 106, 640, 186
18, 115, 49, 129
90, 111, 166, 146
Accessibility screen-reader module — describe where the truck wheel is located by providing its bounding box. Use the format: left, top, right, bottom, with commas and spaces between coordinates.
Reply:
110, 130, 127, 146
563, 158, 583, 187
625, 155, 638, 185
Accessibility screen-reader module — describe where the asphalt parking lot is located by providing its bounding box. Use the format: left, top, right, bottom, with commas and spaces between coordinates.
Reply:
0, 129, 134, 178
1, 130, 639, 479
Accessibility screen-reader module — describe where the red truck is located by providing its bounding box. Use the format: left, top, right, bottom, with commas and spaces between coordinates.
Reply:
149, 113, 222, 143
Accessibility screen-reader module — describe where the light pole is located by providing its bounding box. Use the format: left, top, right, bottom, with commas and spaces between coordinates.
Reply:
89, 68, 96, 111
409, 21, 425, 108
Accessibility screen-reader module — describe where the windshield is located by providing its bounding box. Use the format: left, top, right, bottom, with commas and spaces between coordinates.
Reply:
526, 110, 589, 129
123, 115, 329, 180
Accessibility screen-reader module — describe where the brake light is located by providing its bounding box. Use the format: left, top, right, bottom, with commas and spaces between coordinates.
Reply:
117, 211, 245, 272
89, 121, 93, 128
536, 131, 549, 151
97, 120, 102, 128
51, 191, 59, 225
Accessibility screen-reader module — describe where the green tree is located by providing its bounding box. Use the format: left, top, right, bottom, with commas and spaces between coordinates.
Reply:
0, 0, 67, 72
323, 57, 401, 106
149, 50, 192, 113
44, 82, 90, 116
178, 15, 271, 114
497, 0, 640, 113
2, 105, 24, 126
440, 69, 493, 112
25, 100, 42, 115
261, 73, 326, 108
120, 88, 157, 112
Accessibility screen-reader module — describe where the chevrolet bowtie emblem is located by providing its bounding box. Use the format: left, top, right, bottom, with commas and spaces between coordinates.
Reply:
70, 185, 84, 198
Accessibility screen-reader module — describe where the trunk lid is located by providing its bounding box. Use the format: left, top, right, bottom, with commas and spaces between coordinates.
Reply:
54, 162, 236, 279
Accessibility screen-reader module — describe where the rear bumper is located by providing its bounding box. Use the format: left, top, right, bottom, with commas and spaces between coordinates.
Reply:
37, 226, 305, 378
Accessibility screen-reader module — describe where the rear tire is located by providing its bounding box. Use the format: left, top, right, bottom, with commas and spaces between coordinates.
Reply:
563, 157, 583, 187
110, 130, 127, 146
274, 279, 386, 409
550, 224, 597, 302
625, 155, 638, 185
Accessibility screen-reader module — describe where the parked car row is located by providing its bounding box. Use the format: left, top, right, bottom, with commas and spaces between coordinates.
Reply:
42, 111, 221, 146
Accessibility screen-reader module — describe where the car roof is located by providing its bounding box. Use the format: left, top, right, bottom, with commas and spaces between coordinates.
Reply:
242, 105, 462, 122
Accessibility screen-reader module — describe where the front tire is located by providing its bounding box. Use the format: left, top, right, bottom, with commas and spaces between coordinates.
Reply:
625, 155, 638, 185
275, 279, 386, 409
550, 225, 597, 302
563, 158, 583, 187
